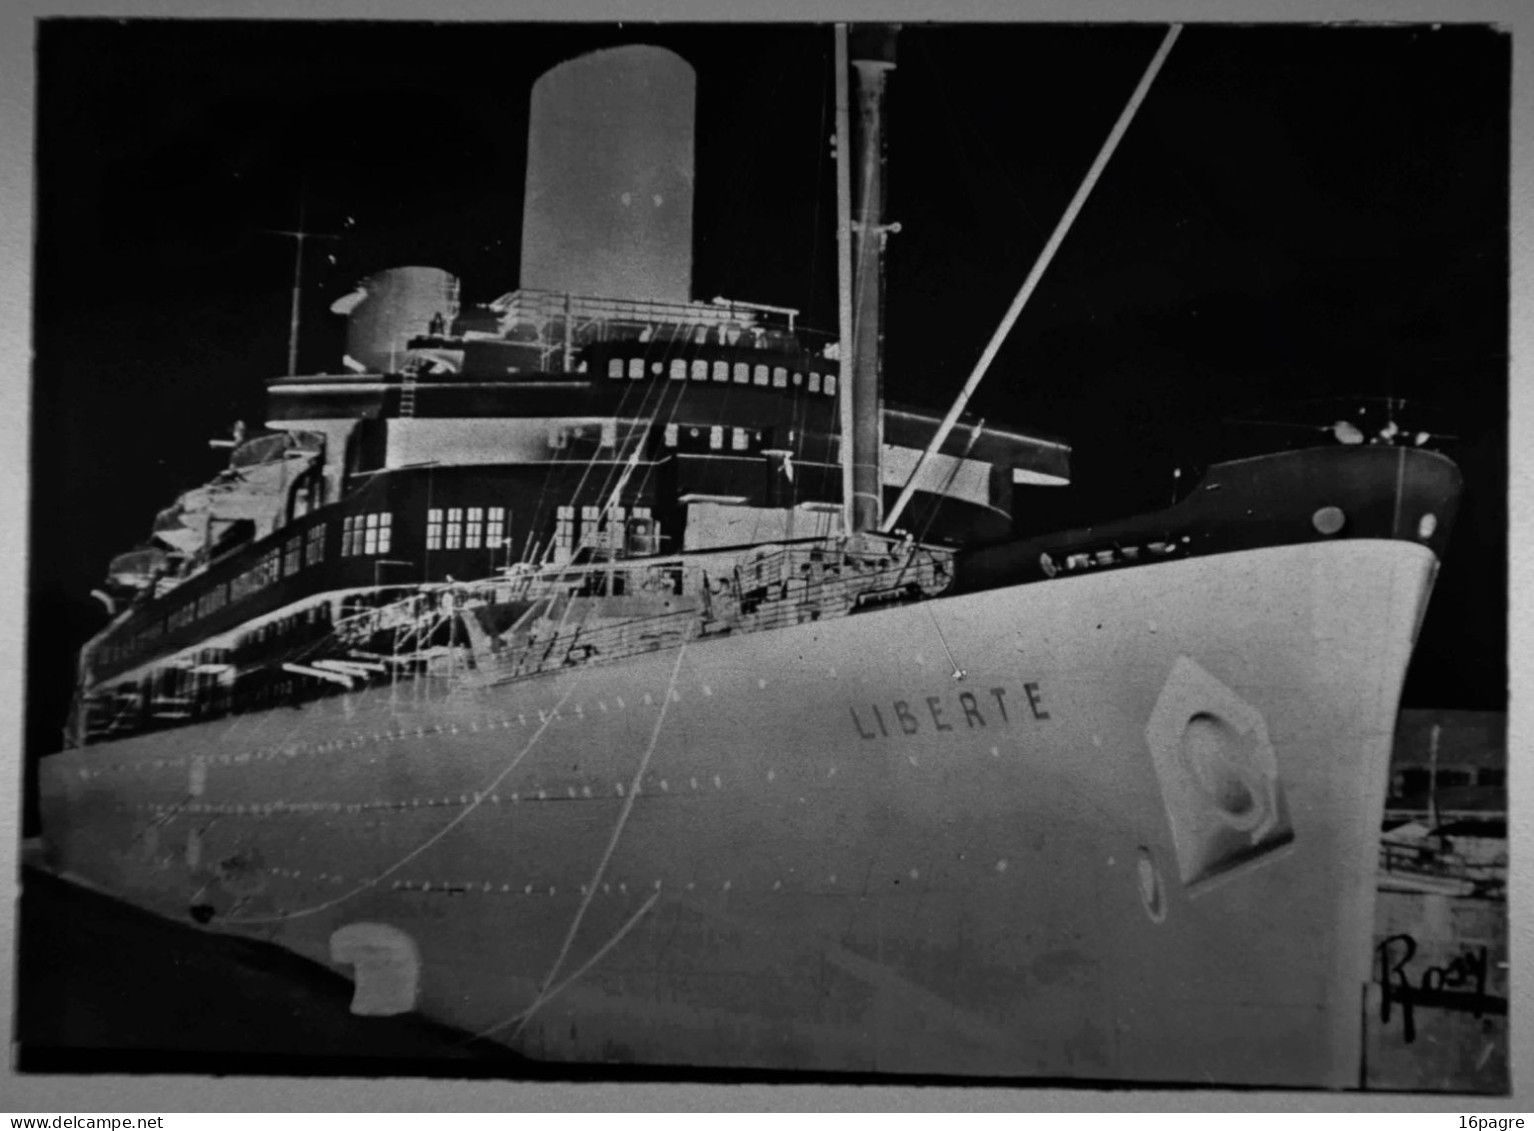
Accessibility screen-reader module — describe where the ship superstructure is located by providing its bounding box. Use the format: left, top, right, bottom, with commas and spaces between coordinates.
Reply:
75, 42, 1065, 740
75, 264, 1066, 741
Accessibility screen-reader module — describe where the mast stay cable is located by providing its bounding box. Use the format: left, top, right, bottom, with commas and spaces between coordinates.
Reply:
881, 23, 1181, 534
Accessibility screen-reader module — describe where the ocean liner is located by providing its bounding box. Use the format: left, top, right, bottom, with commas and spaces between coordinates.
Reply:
36, 25, 1462, 1086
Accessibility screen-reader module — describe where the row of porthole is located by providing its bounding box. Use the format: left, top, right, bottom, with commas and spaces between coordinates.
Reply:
79, 675, 774, 779
80, 710, 563, 778
259, 866, 1010, 897
1039, 536, 1190, 578
132, 736, 1023, 820
1038, 507, 1437, 583
130, 740, 1018, 818
607, 355, 839, 396
134, 772, 735, 816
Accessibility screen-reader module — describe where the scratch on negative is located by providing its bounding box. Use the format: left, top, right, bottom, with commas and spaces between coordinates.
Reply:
506, 643, 689, 1040
227, 681, 579, 924
478, 888, 662, 1042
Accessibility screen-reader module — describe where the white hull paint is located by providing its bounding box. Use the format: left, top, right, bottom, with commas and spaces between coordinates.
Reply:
40, 537, 1438, 1086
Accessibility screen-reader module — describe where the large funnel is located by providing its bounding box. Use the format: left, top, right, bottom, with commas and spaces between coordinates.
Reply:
520, 45, 695, 303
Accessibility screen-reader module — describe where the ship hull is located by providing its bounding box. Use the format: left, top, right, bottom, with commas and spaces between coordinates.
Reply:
38, 535, 1438, 1086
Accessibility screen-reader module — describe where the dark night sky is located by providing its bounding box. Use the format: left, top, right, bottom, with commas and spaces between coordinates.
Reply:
27, 19, 1508, 762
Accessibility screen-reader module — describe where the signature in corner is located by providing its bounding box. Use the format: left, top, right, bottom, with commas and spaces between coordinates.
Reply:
1374, 932, 1506, 1044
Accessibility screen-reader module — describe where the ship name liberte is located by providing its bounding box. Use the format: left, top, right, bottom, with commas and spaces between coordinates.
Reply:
849, 682, 1050, 741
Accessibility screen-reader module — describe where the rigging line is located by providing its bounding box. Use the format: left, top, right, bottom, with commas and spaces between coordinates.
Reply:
619, 349, 686, 514
914, 416, 985, 548
635, 314, 733, 503
620, 323, 726, 527
883, 23, 1182, 534
523, 313, 670, 567
474, 887, 663, 1043
225, 679, 580, 925
519, 389, 580, 569
508, 640, 689, 1040
538, 327, 686, 568
926, 601, 965, 682
579, 329, 679, 509
560, 303, 730, 563
523, 407, 614, 568
901, 430, 986, 687
587, 316, 699, 528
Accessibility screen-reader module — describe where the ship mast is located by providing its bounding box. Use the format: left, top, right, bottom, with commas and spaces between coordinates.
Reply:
839, 24, 899, 535
265, 184, 340, 376
835, 25, 855, 536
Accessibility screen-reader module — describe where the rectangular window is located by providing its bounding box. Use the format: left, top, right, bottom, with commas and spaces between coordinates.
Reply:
669, 359, 687, 380
753, 364, 769, 386
825, 374, 838, 396
341, 513, 392, 556
305, 524, 325, 566
628, 358, 644, 379
608, 357, 624, 379
732, 427, 749, 452
628, 507, 655, 555
580, 505, 601, 550
554, 505, 575, 564
772, 366, 788, 388
664, 423, 679, 447
733, 362, 749, 384
809, 372, 821, 393
487, 506, 506, 552
691, 359, 708, 381
465, 506, 484, 549
284, 536, 301, 575
426, 507, 443, 551
709, 425, 723, 450
445, 507, 463, 550
601, 419, 617, 448
712, 360, 728, 382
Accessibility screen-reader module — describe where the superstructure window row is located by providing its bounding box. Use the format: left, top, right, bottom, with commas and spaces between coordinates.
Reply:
426, 506, 508, 553
663, 423, 769, 454
552, 504, 655, 565
342, 512, 393, 556
100, 518, 334, 669
607, 354, 837, 396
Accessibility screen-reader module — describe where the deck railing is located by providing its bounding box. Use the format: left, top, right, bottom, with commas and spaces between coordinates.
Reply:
78, 538, 952, 742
